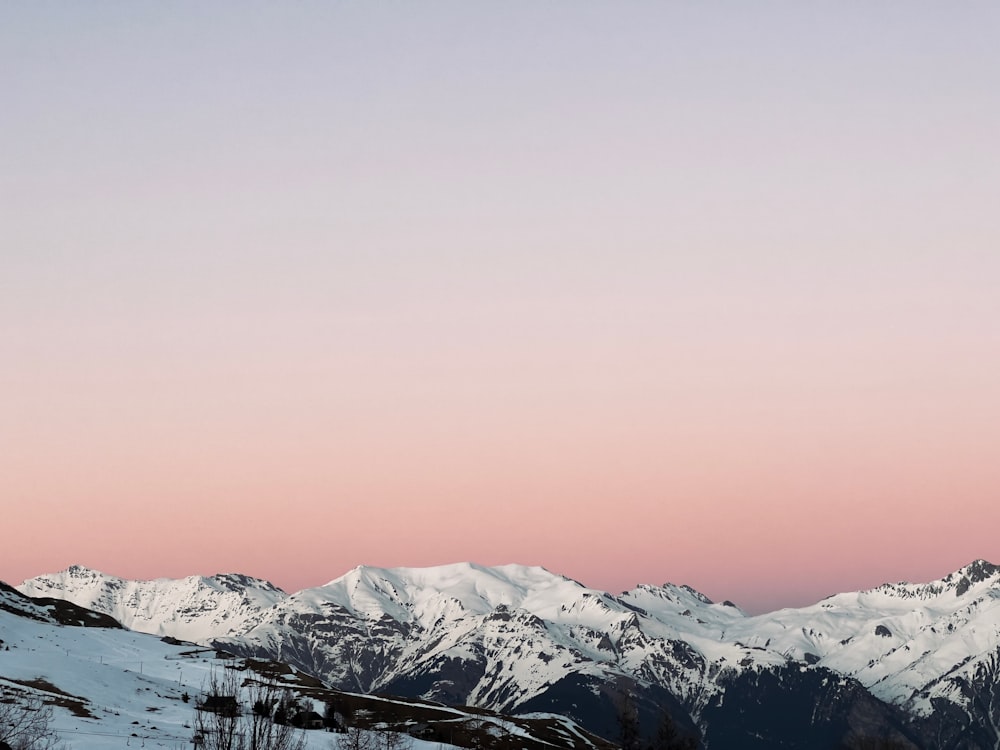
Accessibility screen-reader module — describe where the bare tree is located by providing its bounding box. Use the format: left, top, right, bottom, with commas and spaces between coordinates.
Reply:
193, 667, 305, 750
245, 682, 306, 750
0, 689, 60, 750
194, 668, 243, 750
372, 727, 412, 750
334, 726, 376, 750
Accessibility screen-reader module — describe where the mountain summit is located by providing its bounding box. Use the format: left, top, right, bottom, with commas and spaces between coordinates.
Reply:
18, 560, 1000, 748
19, 564, 286, 641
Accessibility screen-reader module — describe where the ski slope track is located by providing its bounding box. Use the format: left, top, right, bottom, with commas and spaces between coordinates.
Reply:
18, 560, 1000, 749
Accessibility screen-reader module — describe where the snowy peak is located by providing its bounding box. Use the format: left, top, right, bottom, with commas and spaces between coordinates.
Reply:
215, 563, 761, 719
0, 590, 605, 750
946, 558, 1000, 594
311, 562, 588, 628
18, 558, 1000, 747
329, 562, 578, 601
17, 565, 287, 641
23, 564, 284, 598
208, 571, 287, 595
618, 582, 747, 634
852, 558, 1000, 606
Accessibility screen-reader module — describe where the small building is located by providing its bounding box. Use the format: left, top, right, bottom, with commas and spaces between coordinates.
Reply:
407, 722, 435, 739
198, 694, 240, 716
295, 710, 324, 730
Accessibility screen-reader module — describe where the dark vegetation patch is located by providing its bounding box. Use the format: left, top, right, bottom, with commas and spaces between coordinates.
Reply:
0, 581, 122, 628
34, 598, 123, 628
7, 678, 95, 718
0, 582, 47, 622
224, 660, 615, 750
236, 658, 326, 688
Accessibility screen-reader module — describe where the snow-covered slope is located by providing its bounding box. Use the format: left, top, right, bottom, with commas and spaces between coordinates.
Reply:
212, 562, 781, 721
1, 584, 602, 750
1, 585, 307, 749
19, 564, 287, 641
18, 560, 1000, 748
726, 560, 1000, 720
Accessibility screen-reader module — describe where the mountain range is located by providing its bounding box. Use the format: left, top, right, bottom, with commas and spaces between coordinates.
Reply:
12, 560, 1000, 749
0, 578, 609, 750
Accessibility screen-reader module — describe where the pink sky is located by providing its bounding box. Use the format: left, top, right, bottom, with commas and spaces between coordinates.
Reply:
3, 4, 999, 614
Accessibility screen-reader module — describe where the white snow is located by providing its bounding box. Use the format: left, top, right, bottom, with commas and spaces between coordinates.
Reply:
19, 565, 287, 642
16, 559, 1000, 725
0, 604, 458, 750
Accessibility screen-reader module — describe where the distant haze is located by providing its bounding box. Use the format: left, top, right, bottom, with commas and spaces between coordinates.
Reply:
2, 3, 998, 615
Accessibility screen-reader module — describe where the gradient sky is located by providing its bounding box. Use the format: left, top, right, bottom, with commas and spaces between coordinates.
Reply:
3, 3, 999, 614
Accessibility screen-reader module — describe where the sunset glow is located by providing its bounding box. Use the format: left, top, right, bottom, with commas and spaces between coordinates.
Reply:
3, 3, 999, 614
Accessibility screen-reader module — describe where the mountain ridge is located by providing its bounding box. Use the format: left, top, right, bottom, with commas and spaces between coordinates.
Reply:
18, 559, 1000, 748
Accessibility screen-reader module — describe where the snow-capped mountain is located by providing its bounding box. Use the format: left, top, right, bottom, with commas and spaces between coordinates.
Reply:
18, 560, 1000, 748
0, 581, 603, 750
207, 563, 739, 738
19, 564, 287, 641
722, 560, 1000, 718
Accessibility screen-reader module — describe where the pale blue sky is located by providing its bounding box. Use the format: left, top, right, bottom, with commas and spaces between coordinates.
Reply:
3, 3, 1000, 611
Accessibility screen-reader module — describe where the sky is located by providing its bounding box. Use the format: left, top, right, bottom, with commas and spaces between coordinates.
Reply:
2, 3, 999, 614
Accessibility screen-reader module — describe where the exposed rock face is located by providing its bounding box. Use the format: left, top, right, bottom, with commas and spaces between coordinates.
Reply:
20, 560, 1000, 748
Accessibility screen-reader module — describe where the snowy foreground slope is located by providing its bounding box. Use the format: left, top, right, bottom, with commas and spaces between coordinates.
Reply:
19, 561, 1000, 749
0, 582, 607, 750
